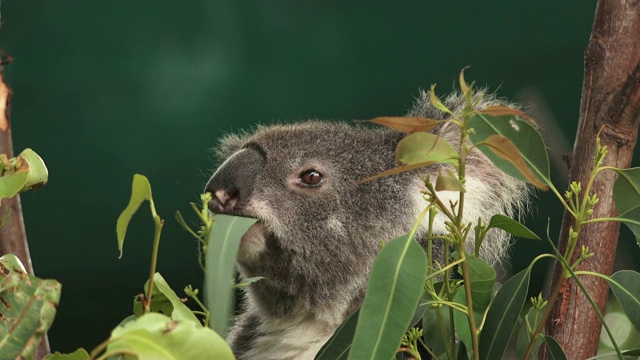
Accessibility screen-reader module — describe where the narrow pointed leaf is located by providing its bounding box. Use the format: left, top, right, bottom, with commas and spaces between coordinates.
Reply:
478, 105, 532, 121
481, 134, 547, 189
543, 336, 567, 360
116, 174, 155, 258
468, 114, 550, 190
205, 215, 258, 338
0, 254, 62, 360
316, 310, 359, 360
367, 116, 442, 133
396, 132, 459, 167
479, 267, 531, 360
487, 214, 540, 240
607, 270, 640, 332
349, 234, 427, 360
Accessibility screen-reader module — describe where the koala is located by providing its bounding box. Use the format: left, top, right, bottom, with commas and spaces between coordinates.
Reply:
205, 91, 528, 360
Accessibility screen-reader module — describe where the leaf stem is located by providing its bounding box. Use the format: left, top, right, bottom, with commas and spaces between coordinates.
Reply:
144, 199, 164, 313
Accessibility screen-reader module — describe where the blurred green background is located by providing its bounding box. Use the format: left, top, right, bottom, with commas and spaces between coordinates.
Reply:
1, 0, 637, 353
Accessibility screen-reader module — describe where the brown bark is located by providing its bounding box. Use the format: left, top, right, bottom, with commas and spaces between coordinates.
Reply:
544, 1, 640, 359
0, 55, 51, 358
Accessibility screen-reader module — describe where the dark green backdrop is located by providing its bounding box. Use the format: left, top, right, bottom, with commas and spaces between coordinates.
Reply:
2, 1, 636, 353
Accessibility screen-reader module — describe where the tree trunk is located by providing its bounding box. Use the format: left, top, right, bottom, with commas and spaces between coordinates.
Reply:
0, 55, 51, 359
544, 1, 640, 359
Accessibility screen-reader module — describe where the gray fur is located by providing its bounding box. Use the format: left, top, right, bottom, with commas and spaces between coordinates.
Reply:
205, 91, 529, 360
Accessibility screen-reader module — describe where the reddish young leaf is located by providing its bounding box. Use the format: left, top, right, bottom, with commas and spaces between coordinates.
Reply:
368, 116, 441, 133
478, 105, 533, 121
482, 135, 548, 190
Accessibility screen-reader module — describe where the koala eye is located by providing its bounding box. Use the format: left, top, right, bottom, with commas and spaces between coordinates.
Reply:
299, 169, 323, 187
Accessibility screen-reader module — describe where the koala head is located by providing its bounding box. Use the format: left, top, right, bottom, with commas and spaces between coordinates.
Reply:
205, 122, 420, 324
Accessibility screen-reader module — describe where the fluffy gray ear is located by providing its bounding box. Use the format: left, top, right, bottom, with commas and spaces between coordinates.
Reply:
213, 132, 250, 161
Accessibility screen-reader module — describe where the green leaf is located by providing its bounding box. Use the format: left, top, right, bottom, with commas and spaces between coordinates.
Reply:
104, 312, 234, 360
116, 174, 156, 258
0, 170, 27, 200
134, 273, 200, 324
19, 148, 49, 191
0, 149, 49, 200
44, 348, 90, 360
515, 306, 544, 360
468, 114, 550, 189
487, 214, 540, 240
422, 294, 453, 358
233, 276, 265, 289
543, 336, 567, 360
453, 289, 484, 354
607, 270, 640, 333
435, 171, 465, 192
349, 234, 427, 360
205, 214, 258, 338
457, 341, 470, 360
466, 257, 496, 308
315, 310, 359, 360
0, 254, 62, 360
395, 132, 459, 167
479, 267, 531, 360
613, 168, 640, 244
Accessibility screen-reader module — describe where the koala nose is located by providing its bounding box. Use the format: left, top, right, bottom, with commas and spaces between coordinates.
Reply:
205, 146, 265, 215
208, 189, 239, 213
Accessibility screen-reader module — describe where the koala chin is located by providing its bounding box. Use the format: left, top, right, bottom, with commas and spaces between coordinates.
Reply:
205, 91, 529, 360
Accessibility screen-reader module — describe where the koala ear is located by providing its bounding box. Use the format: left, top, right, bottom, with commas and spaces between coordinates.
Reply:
213, 132, 250, 162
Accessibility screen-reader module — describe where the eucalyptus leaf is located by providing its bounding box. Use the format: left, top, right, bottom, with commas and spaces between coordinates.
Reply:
613, 168, 640, 244
479, 266, 531, 360
0, 254, 61, 360
468, 114, 550, 190
349, 234, 427, 360
487, 214, 540, 240
422, 296, 453, 357
105, 312, 234, 360
316, 310, 359, 360
452, 289, 483, 354
515, 306, 544, 360
134, 273, 200, 324
543, 336, 567, 360
367, 116, 442, 134
466, 257, 496, 308
482, 134, 547, 189
116, 174, 156, 258
44, 348, 90, 360
0, 170, 27, 200
395, 132, 459, 167
435, 172, 465, 192
19, 148, 49, 191
205, 214, 258, 338
607, 270, 640, 333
